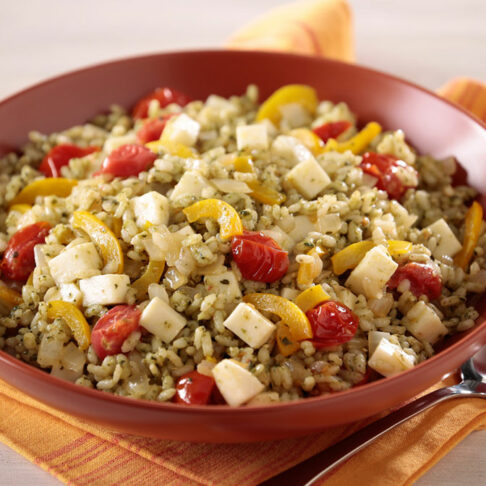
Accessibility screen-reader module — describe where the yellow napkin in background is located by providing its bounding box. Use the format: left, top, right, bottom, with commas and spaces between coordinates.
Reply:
2, 1, 486, 485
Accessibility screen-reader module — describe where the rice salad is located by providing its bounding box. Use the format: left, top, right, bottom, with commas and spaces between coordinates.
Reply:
0, 84, 485, 407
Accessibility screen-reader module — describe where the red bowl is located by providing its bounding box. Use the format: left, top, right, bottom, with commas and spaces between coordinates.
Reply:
1, 50, 485, 443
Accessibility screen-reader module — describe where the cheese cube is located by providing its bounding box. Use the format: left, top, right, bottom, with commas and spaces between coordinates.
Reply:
48, 242, 102, 284
164, 114, 200, 146
405, 301, 448, 344
279, 103, 312, 128
223, 303, 276, 348
59, 283, 83, 306
103, 133, 137, 154
170, 170, 209, 201
286, 157, 331, 199
368, 338, 415, 377
236, 124, 269, 151
346, 245, 398, 299
204, 271, 241, 302
424, 218, 462, 259
212, 359, 265, 407
288, 215, 316, 242
79, 274, 129, 306
272, 135, 313, 166
132, 191, 170, 228
140, 296, 187, 343
368, 331, 392, 356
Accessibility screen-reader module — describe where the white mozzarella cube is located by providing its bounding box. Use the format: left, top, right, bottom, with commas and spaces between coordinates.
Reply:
346, 245, 398, 299
204, 271, 242, 301
164, 114, 200, 146
223, 303, 276, 348
212, 359, 265, 407
405, 301, 448, 344
79, 274, 129, 307
272, 135, 313, 166
236, 124, 269, 151
368, 331, 392, 356
288, 215, 316, 242
286, 157, 331, 199
48, 242, 102, 284
103, 133, 137, 154
170, 170, 209, 201
140, 296, 187, 343
279, 103, 312, 128
368, 338, 415, 377
59, 283, 83, 306
425, 218, 462, 260
132, 191, 170, 228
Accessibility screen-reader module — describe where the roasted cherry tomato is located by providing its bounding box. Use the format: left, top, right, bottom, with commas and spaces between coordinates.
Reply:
0, 222, 51, 282
39, 144, 100, 177
132, 87, 192, 119
306, 300, 359, 348
91, 305, 141, 360
360, 152, 417, 200
136, 115, 175, 144
231, 231, 289, 283
312, 121, 352, 143
175, 371, 216, 405
387, 262, 442, 300
99, 144, 157, 178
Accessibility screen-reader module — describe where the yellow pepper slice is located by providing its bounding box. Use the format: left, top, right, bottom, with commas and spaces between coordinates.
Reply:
132, 260, 165, 300
243, 293, 313, 341
9, 178, 78, 207
297, 248, 324, 287
0, 283, 22, 309
323, 122, 382, 155
233, 155, 254, 173
9, 203, 31, 214
276, 321, 301, 357
111, 217, 123, 238
387, 240, 413, 257
145, 140, 195, 158
289, 128, 325, 156
183, 199, 243, 241
246, 180, 286, 206
295, 285, 330, 313
331, 241, 374, 275
455, 201, 484, 270
47, 300, 91, 350
72, 211, 124, 273
256, 84, 318, 125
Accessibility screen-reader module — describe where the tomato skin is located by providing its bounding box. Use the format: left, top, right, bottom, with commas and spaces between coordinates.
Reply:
231, 231, 289, 283
175, 371, 216, 405
136, 115, 174, 144
1, 222, 51, 282
39, 144, 100, 177
132, 87, 192, 119
387, 262, 442, 300
99, 144, 157, 178
91, 305, 141, 360
312, 121, 351, 143
306, 300, 359, 348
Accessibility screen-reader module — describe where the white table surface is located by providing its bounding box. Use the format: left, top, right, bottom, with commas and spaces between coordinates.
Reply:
0, 0, 485, 484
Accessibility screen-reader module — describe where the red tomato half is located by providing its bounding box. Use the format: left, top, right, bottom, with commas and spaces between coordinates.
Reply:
360, 152, 418, 200
39, 144, 100, 177
1, 222, 51, 282
231, 231, 289, 283
99, 144, 157, 178
132, 87, 192, 119
387, 262, 442, 300
175, 371, 216, 405
306, 300, 359, 348
312, 120, 352, 143
91, 305, 141, 360
136, 114, 175, 144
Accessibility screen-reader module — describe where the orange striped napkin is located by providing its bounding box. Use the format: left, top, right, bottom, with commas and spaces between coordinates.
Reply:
1, 1, 486, 485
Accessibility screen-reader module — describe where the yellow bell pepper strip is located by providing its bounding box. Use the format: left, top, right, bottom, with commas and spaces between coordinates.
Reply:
323, 122, 382, 155
297, 248, 324, 287
8, 178, 78, 207
132, 260, 165, 300
9, 204, 31, 214
276, 321, 301, 357
455, 201, 484, 270
72, 211, 124, 273
233, 155, 254, 173
145, 140, 195, 158
256, 84, 319, 125
246, 180, 286, 206
47, 300, 91, 350
182, 199, 243, 241
387, 240, 413, 257
111, 217, 123, 238
288, 128, 325, 156
295, 285, 330, 313
243, 293, 313, 341
0, 283, 22, 309
331, 241, 374, 275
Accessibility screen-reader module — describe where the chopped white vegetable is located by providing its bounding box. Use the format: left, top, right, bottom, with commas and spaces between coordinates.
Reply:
223, 303, 276, 348
132, 191, 170, 228
286, 156, 331, 199
317, 213, 342, 234
164, 114, 200, 146
59, 283, 83, 306
368, 337, 415, 377
212, 359, 265, 407
346, 245, 398, 299
261, 226, 294, 251
148, 283, 170, 303
405, 301, 448, 344
211, 179, 251, 194
236, 124, 269, 151
140, 296, 187, 343
170, 170, 210, 201
48, 242, 102, 284
424, 218, 462, 260
288, 215, 316, 242
271, 135, 313, 166
103, 133, 137, 154
79, 274, 129, 306
204, 270, 242, 301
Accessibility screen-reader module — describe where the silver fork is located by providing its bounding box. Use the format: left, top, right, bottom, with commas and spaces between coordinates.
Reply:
261, 347, 486, 486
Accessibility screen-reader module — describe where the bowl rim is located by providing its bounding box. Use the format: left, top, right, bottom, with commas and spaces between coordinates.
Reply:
1, 48, 485, 415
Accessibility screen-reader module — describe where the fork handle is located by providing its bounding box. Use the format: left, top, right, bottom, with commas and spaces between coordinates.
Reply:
260, 386, 461, 486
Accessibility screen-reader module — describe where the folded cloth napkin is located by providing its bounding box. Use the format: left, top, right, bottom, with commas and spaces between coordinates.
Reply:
1, 1, 486, 485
